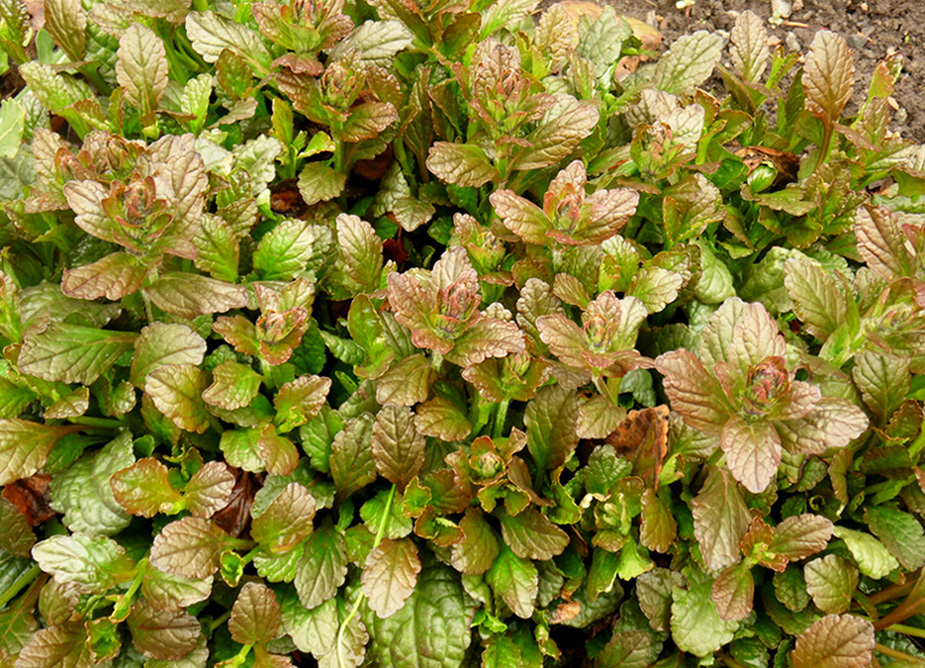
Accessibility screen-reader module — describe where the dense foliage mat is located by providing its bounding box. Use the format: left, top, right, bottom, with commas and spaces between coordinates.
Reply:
0, 0, 924, 666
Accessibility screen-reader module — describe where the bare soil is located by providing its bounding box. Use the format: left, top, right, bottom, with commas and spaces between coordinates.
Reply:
601, 0, 925, 142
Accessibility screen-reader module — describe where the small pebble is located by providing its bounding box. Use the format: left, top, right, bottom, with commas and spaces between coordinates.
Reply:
846, 33, 868, 49
785, 32, 801, 52
896, 108, 908, 125
771, 0, 792, 18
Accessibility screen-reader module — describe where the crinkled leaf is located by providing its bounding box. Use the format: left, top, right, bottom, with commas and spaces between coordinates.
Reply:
366, 561, 474, 668
414, 397, 470, 441
126, 598, 200, 661
0, 420, 79, 486
776, 397, 868, 456
640, 488, 678, 553
186, 10, 270, 73
856, 205, 915, 281
785, 254, 846, 340
184, 461, 236, 518
330, 213, 384, 297
252, 483, 316, 554
330, 20, 411, 67
145, 364, 210, 433
804, 31, 855, 124
769, 514, 834, 561
426, 143, 496, 188
144, 273, 248, 319
116, 23, 168, 118
525, 385, 580, 479
61, 252, 147, 301
451, 509, 500, 576
671, 571, 738, 657
498, 508, 569, 561
362, 538, 421, 619
792, 614, 874, 668
110, 458, 183, 517
691, 467, 751, 571
730, 10, 769, 82
142, 563, 214, 610
203, 360, 263, 411
193, 214, 239, 281
253, 218, 331, 282
297, 162, 346, 207
19, 324, 136, 385
45, 0, 86, 61
486, 544, 538, 619
863, 506, 925, 570
805, 555, 857, 614
274, 374, 331, 432
712, 562, 755, 621
49, 432, 134, 536
330, 414, 377, 499
654, 31, 724, 95
32, 534, 134, 594
375, 354, 435, 407
852, 352, 911, 419
656, 349, 730, 434
229, 582, 281, 646
294, 522, 348, 609
721, 415, 781, 494
445, 318, 525, 368
150, 516, 237, 578
372, 406, 425, 489
515, 97, 599, 170
832, 526, 900, 579
132, 323, 207, 388
16, 624, 94, 668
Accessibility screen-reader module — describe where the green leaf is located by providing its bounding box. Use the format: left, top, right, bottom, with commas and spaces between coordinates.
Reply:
426, 142, 496, 188
372, 406, 425, 489
640, 488, 678, 554
362, 538, 421, 619
32, 534, 134, 594
451, 508, 500, 576
18, 324, 136, 385
498, 508, 569, 561
712, 562, 755, 621
144, 273, 248, 319
863, 506, 925, 570
0, 497, 34, 557
0, 420, 78, 486
654, 31, 724, 95
792, 614, 874, 668
769, 514, 834, 562
331, 20, 411, 67
193, 214, 239, 282
595, 630, 650, 668
329, 213, 384, 297
486, 543, 538, 619
203, 360, 263, 411
252, 218, 331, 281
671, 570, 738, 657
252, 483, 316, 554
294, 521, 348, 608
184, 461, 236, 518
61, 252, 147, 301
730, 10, 769, 83
804, 555, 857, 614
785, 254, 847, 340
127, 598, 201, 661
150, 516, 237, 579
186, 10, 270, 74
852, 352, 911, 419
515, 97, 600, 171
116, 23, 168, 120
330, 414, 377, 500
804, 31, 855, 125
721, 415, 781, 494
576, 7, 632, 77
50, 431, 134, 536
45, 0, 86, 61
691, 467, 751, 571
375, 355, 436, 406
229, 582, 281, 646
132, 323, 207, 388
110, 457, 184, 517
656, 349, 731, 434
366, 560, 474, 668
141, 564, 214, 609
280, 592, 338, 659
274, 374, 331, 432
145, 363, 210, 433
297, 161, 346, 206
832, 526, 900, 579
414, 397, 470, 441
0, 99, 24, 159
525, 385, 580, 480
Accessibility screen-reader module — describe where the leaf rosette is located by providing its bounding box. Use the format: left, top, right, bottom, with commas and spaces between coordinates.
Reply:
657, 298, 869, 493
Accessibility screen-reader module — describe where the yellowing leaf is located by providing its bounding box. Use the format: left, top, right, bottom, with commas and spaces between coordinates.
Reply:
362, 538, 421, 618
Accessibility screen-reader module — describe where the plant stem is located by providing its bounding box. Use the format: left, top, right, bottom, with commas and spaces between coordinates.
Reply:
875, 642, 924, 662
0, 564, 40, 609
493, 399, 510, 439
69, 416, 122, 429
336, 484, 396, 668
191, 0, 209, 11
209, 609, 232, 633
886, 623, 925, 639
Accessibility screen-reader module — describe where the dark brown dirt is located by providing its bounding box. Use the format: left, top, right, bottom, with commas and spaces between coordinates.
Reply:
601, 0, 925, 142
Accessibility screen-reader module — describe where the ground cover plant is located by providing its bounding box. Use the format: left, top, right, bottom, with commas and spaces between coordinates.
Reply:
0, 0, 924, 666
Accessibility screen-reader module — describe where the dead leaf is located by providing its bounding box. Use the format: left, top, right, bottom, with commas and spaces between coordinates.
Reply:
606, 405, 670, 488
2, 473, 56, 526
